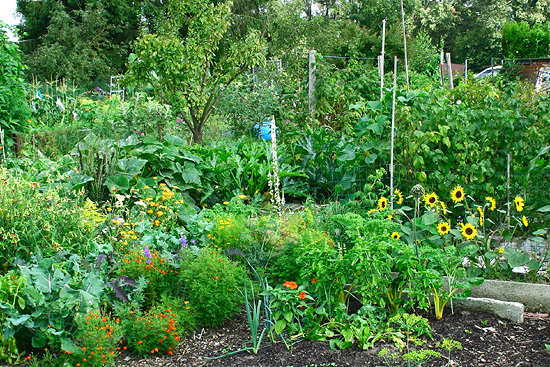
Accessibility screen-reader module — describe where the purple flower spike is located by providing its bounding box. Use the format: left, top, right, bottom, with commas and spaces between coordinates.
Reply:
144, 245, 152, 263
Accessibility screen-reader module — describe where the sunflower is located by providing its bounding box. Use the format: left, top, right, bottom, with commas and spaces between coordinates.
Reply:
394, 189, 404, 205
439, 201, 447, 213
461, 223, 477, 240
378, 196, 388, 210
521, 215, 528, 227
477, 207, 484, 226
437, 222, 450, 235
514, 196, 525, 212
450, 186, 465, 203
424, 193, 438, 208
485, 196, 496, 211
391, 232, 401, 240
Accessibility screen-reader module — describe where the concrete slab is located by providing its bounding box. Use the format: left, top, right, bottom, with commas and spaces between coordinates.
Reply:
453, 297, 524, 323
469, 279, 550, 313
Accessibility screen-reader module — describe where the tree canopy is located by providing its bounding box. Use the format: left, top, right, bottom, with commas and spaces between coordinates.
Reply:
125, 0, 266, 144
12, 0, 550, 89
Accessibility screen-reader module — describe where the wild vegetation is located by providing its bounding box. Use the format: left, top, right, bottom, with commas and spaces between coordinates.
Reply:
1, 1, 550, 365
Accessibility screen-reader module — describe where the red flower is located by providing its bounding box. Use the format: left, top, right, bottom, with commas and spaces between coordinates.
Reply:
311, 278, 317, 283
283, 281, 298, 289
298, 291, 306, 300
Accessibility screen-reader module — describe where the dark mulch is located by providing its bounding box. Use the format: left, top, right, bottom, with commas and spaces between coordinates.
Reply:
116, 307, 550, 367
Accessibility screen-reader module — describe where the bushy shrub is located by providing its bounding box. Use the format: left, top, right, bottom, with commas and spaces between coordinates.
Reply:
0, 168, 103, 269
179, 247, 247, 327
62, 310, 123, 367
116, 298, 195, 357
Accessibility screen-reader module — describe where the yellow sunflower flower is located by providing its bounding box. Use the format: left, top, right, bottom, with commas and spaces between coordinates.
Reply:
439, 201, 447, 213
485, 196, 496, 211
514, 196, 525, 212
424, 193, 438, 208
451, 186, 465, 203
437, 222, 450, 235
461, 223, 477, 240
391, 232, 401, 240
394, 189, 404, 205
378, 197, 388, 210
521, 215, 528, 227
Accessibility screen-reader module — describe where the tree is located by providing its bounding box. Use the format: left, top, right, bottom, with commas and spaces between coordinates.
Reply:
502, 20, 550, 59
125, 0, 266, 144
23, 3, 114, 86
16, 0, 143, 84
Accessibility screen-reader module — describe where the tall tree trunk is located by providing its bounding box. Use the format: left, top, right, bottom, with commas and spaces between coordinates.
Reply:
191, 127, 203, 145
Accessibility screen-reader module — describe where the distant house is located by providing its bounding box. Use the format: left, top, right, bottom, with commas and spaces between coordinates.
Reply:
502, 58, 550, 92
515, 58, 550, 86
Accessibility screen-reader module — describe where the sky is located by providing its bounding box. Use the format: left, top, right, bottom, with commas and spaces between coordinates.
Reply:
0, 0, 21, 41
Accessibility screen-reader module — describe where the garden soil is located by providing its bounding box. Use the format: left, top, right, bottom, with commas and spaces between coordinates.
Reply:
115, 307, 550, 367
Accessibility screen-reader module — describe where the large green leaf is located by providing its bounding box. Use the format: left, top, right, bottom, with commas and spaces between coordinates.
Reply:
117, 157, 147, 175
67, 172, 94, 191
104, 174, 130, 191
180, 162, 201, 184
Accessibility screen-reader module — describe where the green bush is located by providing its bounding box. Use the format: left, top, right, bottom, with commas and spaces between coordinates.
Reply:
502, 21, 550, 59
0, 168, 104, 270
179, 247, 247, 327
61, 310, 123, 367
116, 299, 194, 357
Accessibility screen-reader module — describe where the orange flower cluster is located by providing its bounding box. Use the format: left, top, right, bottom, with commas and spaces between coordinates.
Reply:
67, 311, 121, 366
139, 182, 183, 228
282, 281, 298, 289
128, 308, 182, 356
119, 248, 176, 276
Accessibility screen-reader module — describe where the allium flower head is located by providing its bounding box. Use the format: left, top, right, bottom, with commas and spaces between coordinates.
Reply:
411, 184, 425, 200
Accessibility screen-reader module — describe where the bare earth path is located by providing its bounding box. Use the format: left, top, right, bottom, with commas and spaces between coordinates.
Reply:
115, 308, 550, 367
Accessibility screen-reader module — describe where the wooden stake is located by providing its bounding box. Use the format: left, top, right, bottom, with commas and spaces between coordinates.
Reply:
390, 56, 398, 210
400, 0, 410, 90
446, 53, 454, 89
380, 19, 386, 100
440, 50, 445, 87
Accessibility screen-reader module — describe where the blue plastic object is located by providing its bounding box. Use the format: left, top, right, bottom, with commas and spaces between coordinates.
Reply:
253, 121, 274, 140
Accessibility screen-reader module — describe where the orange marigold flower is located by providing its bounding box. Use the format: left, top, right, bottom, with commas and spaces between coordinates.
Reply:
283, 281, 298, 289
299, 291, 307, 300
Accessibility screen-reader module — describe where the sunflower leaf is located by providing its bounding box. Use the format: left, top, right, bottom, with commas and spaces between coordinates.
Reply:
537, 205, 550, 213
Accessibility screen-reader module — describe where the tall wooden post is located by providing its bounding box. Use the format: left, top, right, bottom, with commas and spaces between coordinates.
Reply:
390, 56, 398, 210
